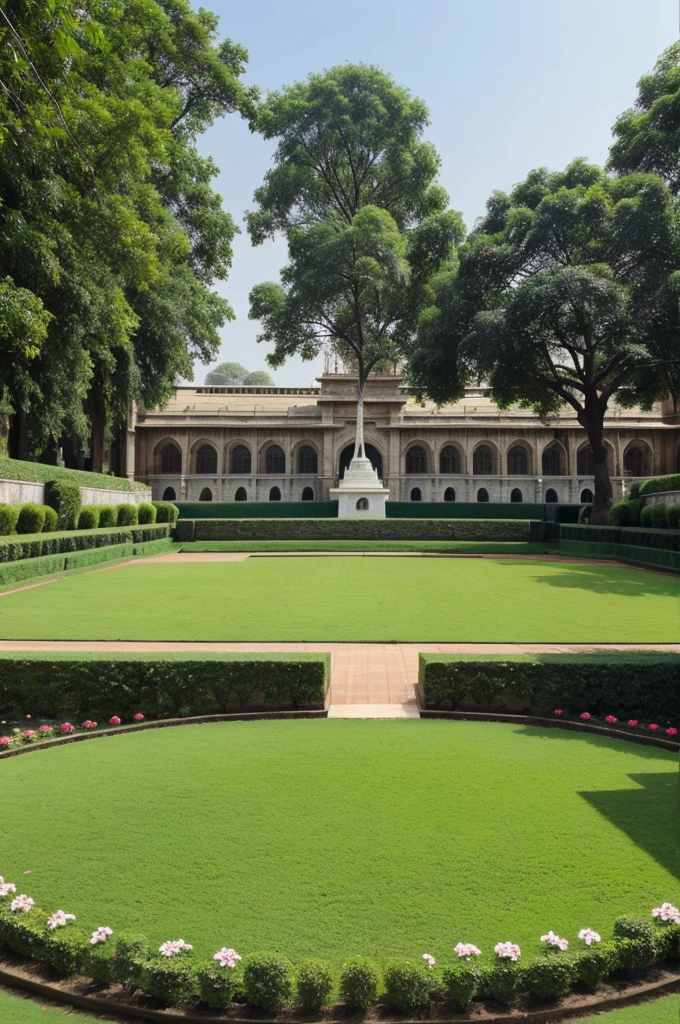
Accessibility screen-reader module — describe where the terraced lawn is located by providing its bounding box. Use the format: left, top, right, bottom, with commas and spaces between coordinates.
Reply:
0, 555, 677, 641
0, 720, 677, 971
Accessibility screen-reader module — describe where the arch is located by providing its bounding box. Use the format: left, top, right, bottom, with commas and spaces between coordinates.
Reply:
269, 486, 281, 501
199, 487, 212, 501
356, 497, 369, 511
195, 443, 217, 475
439, 444, 461, 475
477, 487, 490, 502
301, 486, 314, 501
623, 441, 652, 477
507, 444, 530, 475
580, 488, 594, 503
234, 487, 247, 502
159, 442, 181, 475
405, 443, 429, 474
339, 443, 383, 479
444, 486, 456, 502
162, 486, 176, 501
410, 487, 422, 501
265, 444, 286, 474
545, 487, 559, 503
230, 444, 251, 474
542, 442, 566, 476
297, 444, 318, 474
577, 445, 594, 476
472, 444, 495, 475
510, 487, 523, 503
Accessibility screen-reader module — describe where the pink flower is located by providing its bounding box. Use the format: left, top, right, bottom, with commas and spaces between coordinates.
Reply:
494, 942, 521, 961
133, 713, 144, 722
0, 737, 10, 747
24, 730, 36, 740
540, 931, 569, 950
605, 715, 617, 724
649, 723, 659, 732
47, 910, 76, 930
159, 939, 193, 957
25, 715, 31, 720
422, 953, 436, 968
0, 878, 16, 897
38, 725, 52, 734
82, 720, 97, 730
578, 928, 601, 946
60, 723, 74, 733
553, 709, 563, 716
10, 894, 34, 913
579, 712, 591, 721
90, 926, 113, 945
628, 720, 638, 728
454, 942, 481, 958
213, 947, 241, 968
666, 727, 678, 737
109, 716, 121, 725
652, 903, 680, 924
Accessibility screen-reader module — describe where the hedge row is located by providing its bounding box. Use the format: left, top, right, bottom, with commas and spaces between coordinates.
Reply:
0, 655, 330, 718
418, 654, 680, 723
0, 537, 173, 587
0, 500, 164, 536
0, 454, 147, 491
556, 539, 680, 572
558, 523, 680, 551
0, 901, 676, 1013
386, 502, 545, 520
0, 523, 169, 563
174, 502, 549, 522
639, 473, 680, 496
176, 518, 533, 542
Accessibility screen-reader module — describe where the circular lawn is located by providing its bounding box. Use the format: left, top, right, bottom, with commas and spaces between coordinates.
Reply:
0, 720, 677, 969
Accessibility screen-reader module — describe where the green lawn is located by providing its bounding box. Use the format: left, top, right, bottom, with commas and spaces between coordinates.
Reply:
0, 721, 677, 971
576, 995, 680, 1023
180, 539, 551, 552
0, 556, 677, 641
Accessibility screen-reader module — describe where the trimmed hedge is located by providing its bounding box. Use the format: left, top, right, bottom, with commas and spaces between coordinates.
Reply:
77, 506, 100, 530
0, 523, 169, 563
556, 538, 680, 572
98, 506, 117, 528
44, 479, 81, 530
137, 502, 157, 525
558, 523, 680, 551
0, 537, 173, 587
387, 501, 545, 520
116, 502, 138, 526
418, 653, 680, 723
42, 505, 58, 532
639, 473, 680, 496
16, 503, 46, 534
176, 518, 533, 543
153, 500, 179, 524
0, 453, 147, 491
0, 653, 330, 718
0, 503, 20, 535
174, 501, 549, 521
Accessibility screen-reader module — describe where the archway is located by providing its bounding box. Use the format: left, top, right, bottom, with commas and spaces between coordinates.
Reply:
269, 486, 281, 501
301, 486, 314, 501
477, 487, 489, 502
199, 487, 212, 501
235, 487, 247, 501
580, 488, 594, 503
162, 486, 176, 501
545, 488, 559, 503
444, 487, 456, 502
339, 443, 383, 479
410, 487, 422, 501
510, 487, 523, 503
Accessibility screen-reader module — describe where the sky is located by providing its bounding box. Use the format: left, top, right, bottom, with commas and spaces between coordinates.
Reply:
190, 0, 679, 388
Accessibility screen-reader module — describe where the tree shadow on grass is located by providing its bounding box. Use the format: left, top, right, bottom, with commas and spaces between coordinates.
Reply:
515, 725, 680, 762
497, 560, 680, 599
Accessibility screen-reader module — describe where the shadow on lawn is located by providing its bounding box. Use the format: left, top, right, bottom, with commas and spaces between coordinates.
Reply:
497, 560, 680, 599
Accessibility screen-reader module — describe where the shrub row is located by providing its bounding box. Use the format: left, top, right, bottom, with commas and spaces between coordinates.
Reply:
0, 454, 147, 491
152, 500, 179, 523
0, 523, 169, 564
559, 523, 680, 551
0, 655, 330, 719
556, 539, 680, 572
176, 518, 533, 542
0, 900, 676, 1013
639, 473, 680, 496
0, 537, 173, 588
418, 654, 680, 723
0, 500, 162, 536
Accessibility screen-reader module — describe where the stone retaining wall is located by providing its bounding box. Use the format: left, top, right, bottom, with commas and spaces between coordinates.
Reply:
0, 478, 151, 507
645, 489, 680, 506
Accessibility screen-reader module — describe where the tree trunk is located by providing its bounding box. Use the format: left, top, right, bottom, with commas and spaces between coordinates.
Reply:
579, 393, 612, 525
354, 365, 365, 461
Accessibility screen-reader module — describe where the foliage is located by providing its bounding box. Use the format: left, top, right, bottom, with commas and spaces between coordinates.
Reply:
382, 959, 435, 1013
152, 501, 180, 523
97, 506, 117, 528
339, 957, 380, 1010
141, 956, 196, 1006
639, 473, 680, 495
614, 917, 658, 979
178, 518, 531, 542
295, 958, 334, 1012
0, 523, 168, 563
204, 361, 249, 385
112, 934, 150, 986
242, 370, 275, 386
116, 504, 138, 527
137, 502, 157, 525
41, 506, 58, 532
441, 960, 479, 1010
0, 537, 172, 587
243, 954, 292, 1011
668, 505, 680, 529
15, 503, 45, 534
0, 455, 146, 491
482, 960, 523, 1006
609, 501, 631, 526
0, 504, 20, 536
44, 479, 81, 530
524, 955, 573, 1001
44, 927, 90, 976
77, 506, 100, 530
649, 505, 669, 529
195, 958, 238, 1009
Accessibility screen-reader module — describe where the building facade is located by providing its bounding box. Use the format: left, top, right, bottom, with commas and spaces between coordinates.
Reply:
130, 370, 680, 504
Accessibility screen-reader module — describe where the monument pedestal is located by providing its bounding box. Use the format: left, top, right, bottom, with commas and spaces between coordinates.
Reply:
330, 456, 389, 518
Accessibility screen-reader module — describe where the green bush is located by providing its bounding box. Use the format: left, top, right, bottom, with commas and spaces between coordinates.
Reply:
44, 927, 90, 976
0, 537, 172, 588
44, 479, 81, 530
640, 505, 653, 527
667, 505, 680, 530
339, 956, 380, 1011
42, 505, 58, 532
441, 960, 479, 1010
16, 503, 46, 534
141, 957, 196, 1006
482, 960, 523, 1006
83, 940, 115, 985
296, 959, 334, 1012
137, 501, 157, 525
112, 934, 150, 986
153, 500, 180, 523
97, 506, 117, 528
195, 958, 238, 1009
571, 941, 619, 992
653, 921, 680, 961
382, 959, 435, 1014
613, 917, 657, 979
0, 904, 50, 959
649, 504, 668, 529
0, 523, 168, 564
0, 503, 19, 535
243, 953, 292, 1012
628, 481, 642, 499
523, 955, 573, 1001
178, 517, 532, 543
116, 503, 138, 526
627, 497, 646, 526
77, 505, 100, 530
609, 501, 631, 526
639, 473, 680, 496
578, 504, 592, 523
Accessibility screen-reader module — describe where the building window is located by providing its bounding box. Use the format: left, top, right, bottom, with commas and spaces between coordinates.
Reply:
297, 445, 318, 474
301, 486, 314, 501
444, 487, 456, 502
235, 487, 247, 501
473, 445, 494, 475
477, 487, 490, 502
410, 487, 422, 501
230, 445, 251, 474
160, 443, 181, 475
580, 488, 594, 503
507, 445, 528, 475
199, 487, 212, 501
542, 443, 563, 475
577, 446, 594, 475
406, 445, 427, 474
439, 445, 460, 474
269, 486, 281, 501
510, 487, 523, 503
624, 444, 648, 477
265, 445, 285, 474
162, 486, 176, 501
196, 444, 217, 474
356, 497, 369, 511
545, 487, 559, 503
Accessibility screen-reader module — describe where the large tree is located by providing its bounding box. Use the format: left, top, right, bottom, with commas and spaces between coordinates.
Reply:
247, 64, 464, 466
205, 361, 249, 385
409, 160, 680, 522
0, 0, 255, 463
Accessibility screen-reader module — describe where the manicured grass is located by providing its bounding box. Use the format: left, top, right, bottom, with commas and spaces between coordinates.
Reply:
0, 556, 677, 641
0, 721, 677, 970
180, 539, 551, 553
576, 995, 680, 1023
0, 988, 99, 1022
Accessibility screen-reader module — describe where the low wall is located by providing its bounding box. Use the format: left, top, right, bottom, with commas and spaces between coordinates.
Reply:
0, 479, 43, 505
645, 490, 680, 507
0, 478, 151, 507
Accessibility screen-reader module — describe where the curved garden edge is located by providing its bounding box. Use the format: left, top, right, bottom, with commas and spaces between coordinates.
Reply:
0, 959, 678, 1024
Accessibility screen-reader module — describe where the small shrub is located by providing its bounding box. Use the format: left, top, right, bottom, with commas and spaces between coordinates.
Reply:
116, 503, 138, 526
16, 503, 46, 534
640, 505, 653, 528
613, 917, 657, 979
77, 506, 100, 530
628, 482, 641, 499
83, 940, 115, 985
44, 479, 81, 530
578, 504, 592, 524
667, 505, 680, 530
97, 506, 117, 528
0, 504, 20, 536
0, 905, 49, 959
141, 957, 196, 1006
194, 959, 238, 1009
44, 927, 90, 976
627, 497, 646, 527
524, 955, 573, 1002
571, 942, 618, 992
296, 959, 334, 1012
650, 504, 668, 529
441, 960, 479, 1010
112, 933, 150, 986
339, 956, 380, 1011
137, 501, 157, 525
653, 922, 680, 961
153, 500, 179, 524
243, 953, 292, 1012
609, 501, 630, 527
382, 959, 435, 1014
483, 961, 523, 1006
41, 505, 58, 532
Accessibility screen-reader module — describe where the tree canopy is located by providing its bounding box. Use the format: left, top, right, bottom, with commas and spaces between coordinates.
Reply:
205, 362, 249, 385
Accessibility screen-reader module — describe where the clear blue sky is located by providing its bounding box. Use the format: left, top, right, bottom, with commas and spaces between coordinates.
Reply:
191, 0, 679, 387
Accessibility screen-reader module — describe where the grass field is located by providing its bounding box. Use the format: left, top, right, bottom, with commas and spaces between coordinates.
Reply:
0, 721, 677, 970
0, 556, 677, 641
180, 540, 551, 553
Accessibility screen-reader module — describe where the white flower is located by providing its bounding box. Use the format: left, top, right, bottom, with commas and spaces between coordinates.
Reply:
540, 930, 569, 950
213, 947, 242, 968
10, 894, 34, 913
0, 877, 16, 897
90, 927, 113, 945
454, 942, 481, 958
47, 910, 76, 930
578, 928, 601, 946
494, 941, 521, 961
422, 953, 435, 968
159, 939, 194, 957
652, 903, 680, 924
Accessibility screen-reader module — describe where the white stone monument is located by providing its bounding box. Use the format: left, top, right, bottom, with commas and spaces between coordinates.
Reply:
329, 382, 389, 517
